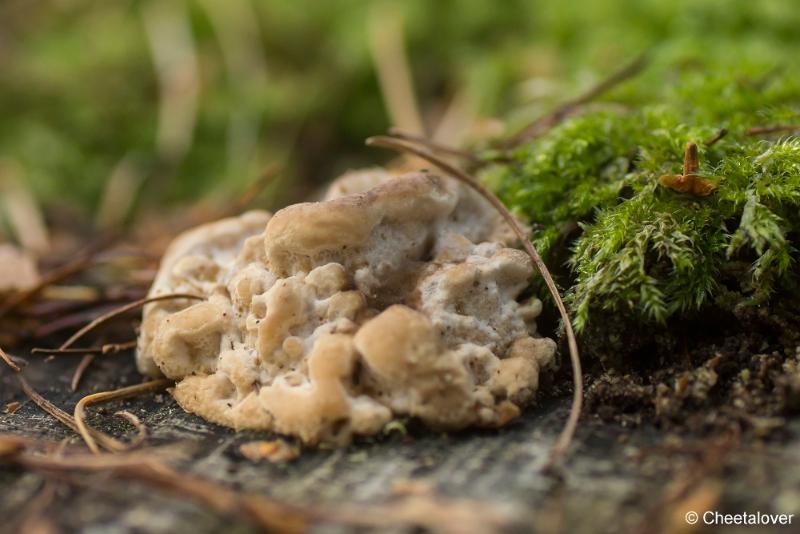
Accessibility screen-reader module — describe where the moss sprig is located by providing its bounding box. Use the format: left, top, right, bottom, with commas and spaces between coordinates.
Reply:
486, 66, 800, 332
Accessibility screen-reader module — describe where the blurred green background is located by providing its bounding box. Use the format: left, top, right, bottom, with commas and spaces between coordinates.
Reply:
1, 0, 798, 224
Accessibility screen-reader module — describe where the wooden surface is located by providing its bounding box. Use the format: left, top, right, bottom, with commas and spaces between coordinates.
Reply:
2, 353, 799, 533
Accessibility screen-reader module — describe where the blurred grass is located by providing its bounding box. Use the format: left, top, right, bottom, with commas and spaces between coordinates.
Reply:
0, 0, 798, 221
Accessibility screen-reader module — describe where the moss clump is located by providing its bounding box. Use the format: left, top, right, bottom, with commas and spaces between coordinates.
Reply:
485, 63, 800, 336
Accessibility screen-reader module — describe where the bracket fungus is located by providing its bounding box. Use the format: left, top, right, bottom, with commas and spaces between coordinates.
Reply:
137, 173, 556, 444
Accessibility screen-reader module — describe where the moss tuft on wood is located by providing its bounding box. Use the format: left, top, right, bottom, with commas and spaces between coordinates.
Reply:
485, 61, 800, 336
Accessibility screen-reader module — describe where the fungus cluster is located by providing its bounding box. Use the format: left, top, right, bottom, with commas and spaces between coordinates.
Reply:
137, 172, 555, 444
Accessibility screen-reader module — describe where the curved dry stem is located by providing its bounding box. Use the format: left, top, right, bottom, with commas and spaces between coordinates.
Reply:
19, 377, 79, 431
59, 293, 203, 351
114, 410, 148, 449
367, 135, 583, 470
388, 128, 481, 163
18, 377, 124, 452
74, 379, 172, 454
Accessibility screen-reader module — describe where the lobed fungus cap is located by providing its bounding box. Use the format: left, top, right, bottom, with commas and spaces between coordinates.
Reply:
138, 172, 555, 444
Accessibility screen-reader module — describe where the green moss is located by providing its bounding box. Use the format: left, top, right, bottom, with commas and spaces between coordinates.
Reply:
487, 62, 800, 332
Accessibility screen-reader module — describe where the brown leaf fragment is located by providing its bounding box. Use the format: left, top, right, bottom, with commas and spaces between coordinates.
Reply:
4, 400, 20, 414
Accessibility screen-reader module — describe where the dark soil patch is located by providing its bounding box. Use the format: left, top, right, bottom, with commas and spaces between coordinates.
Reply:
575, 299, 800, 437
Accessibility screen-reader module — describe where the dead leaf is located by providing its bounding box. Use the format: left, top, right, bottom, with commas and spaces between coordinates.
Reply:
4, 401, 20, 414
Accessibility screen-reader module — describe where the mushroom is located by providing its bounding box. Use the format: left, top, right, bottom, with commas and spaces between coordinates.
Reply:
138, 172, 556, 444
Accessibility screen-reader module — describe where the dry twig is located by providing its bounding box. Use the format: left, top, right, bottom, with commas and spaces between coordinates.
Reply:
70, 354, 96, 392
366, 135, 583, 470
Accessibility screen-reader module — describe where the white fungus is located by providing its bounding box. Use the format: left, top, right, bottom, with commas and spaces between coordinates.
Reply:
137, 172, 555, 444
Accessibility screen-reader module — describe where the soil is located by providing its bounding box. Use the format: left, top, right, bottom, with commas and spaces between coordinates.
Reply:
579, 298, 800, 438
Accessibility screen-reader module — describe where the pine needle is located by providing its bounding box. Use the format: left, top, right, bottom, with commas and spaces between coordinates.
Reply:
746, 125, 800, 135
502, 53, 649, 147
388, 128, 481, 163
4, 434, 513, 533
70, 354, 96, 392
58, 293, 202, 351
32, 341, 138, 356
114, 410, 148, 449
366, 135, 583, 470
0, 345, 21, 372
18, 376, 126, 452
0, 236, 113, 319
0, 254, 93, 319
74, 379, 172, 454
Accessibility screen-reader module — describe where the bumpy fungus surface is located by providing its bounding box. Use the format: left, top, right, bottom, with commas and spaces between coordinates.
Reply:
137, 173, 555, 444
